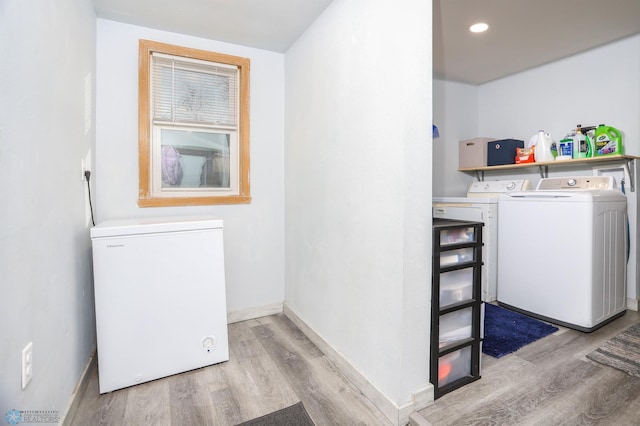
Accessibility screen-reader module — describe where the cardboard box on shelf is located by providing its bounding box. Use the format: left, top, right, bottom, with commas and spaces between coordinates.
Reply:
458, 137, 496, 169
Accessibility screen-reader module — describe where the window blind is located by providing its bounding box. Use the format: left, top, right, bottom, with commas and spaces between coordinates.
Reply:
151, 53, 238, 127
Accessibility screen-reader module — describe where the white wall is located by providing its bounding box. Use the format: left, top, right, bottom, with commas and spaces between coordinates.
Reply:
95, 20, 286, 317
479, 35, 639, 156
434, 35, 640, 191
284, 0, 432, 422
432, 79, 479, 196
0, 0, 97, 417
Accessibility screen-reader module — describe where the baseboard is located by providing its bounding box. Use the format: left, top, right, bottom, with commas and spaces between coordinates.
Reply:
411, 384, 435, 412
627, 298, 639, 311
227, 302, 283, 324
396, 383, 434, 424
60, 348, 97, 426
283, 303, 433, 426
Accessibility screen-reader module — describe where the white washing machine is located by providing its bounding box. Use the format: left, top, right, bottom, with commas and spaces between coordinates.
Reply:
497, 176, 627, 332
433, 179, 530, 302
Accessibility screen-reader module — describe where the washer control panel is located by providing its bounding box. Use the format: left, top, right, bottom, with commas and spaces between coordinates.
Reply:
467, 179, 530, 197
536, 176, 614, 190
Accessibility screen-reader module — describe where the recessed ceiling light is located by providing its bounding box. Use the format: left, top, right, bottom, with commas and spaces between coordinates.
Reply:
469, 23, 489, 33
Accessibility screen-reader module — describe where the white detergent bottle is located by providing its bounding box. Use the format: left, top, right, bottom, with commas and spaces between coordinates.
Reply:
535, 130, 554, 162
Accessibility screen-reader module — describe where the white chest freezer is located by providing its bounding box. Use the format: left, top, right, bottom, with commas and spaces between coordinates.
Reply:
90, 215, 229, 393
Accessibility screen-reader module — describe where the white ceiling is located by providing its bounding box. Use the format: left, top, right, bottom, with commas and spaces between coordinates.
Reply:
91, 0, 334, 53
434, 0, 640, 84
92, 0, 640, 85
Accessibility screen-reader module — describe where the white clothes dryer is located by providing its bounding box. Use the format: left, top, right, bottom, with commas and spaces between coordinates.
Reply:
497, 176, 627, 332
433, 179, 530, 302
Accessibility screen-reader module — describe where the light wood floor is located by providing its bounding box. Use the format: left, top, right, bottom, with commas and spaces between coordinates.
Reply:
68, 309, 640, 426
67, 313, 391, 426
415, 308, 640, 426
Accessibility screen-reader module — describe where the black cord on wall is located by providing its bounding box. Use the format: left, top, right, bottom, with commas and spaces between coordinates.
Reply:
84, 170, 96, 226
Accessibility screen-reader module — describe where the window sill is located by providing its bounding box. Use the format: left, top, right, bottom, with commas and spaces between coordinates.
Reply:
138, 195, 252, 207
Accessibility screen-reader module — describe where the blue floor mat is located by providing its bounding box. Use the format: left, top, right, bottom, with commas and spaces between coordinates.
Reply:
483, 303, 559, 358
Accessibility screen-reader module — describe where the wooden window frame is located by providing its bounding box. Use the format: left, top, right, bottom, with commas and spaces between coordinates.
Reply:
138, 39, 251, 207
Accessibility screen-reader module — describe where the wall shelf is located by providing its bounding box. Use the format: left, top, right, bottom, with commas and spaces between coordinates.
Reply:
459, 155, 639, 191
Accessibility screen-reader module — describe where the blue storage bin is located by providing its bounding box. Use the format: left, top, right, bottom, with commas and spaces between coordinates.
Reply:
487, 139, 524, 166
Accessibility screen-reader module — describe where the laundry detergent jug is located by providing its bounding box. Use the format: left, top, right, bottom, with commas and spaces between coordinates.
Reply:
594, 124, 623, 156
572, 125, 594, 158
534, 130, 555, 162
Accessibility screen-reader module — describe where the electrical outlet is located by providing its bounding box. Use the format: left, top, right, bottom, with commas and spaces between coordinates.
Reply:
81, 159, 86, 181
22, 342, 33, 389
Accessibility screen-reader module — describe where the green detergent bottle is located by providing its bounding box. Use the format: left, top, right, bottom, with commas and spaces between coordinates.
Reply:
573, 125, 588, 158
594, 124, 623, 156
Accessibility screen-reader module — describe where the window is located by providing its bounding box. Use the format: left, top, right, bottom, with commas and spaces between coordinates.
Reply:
138, 39, 251, 206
